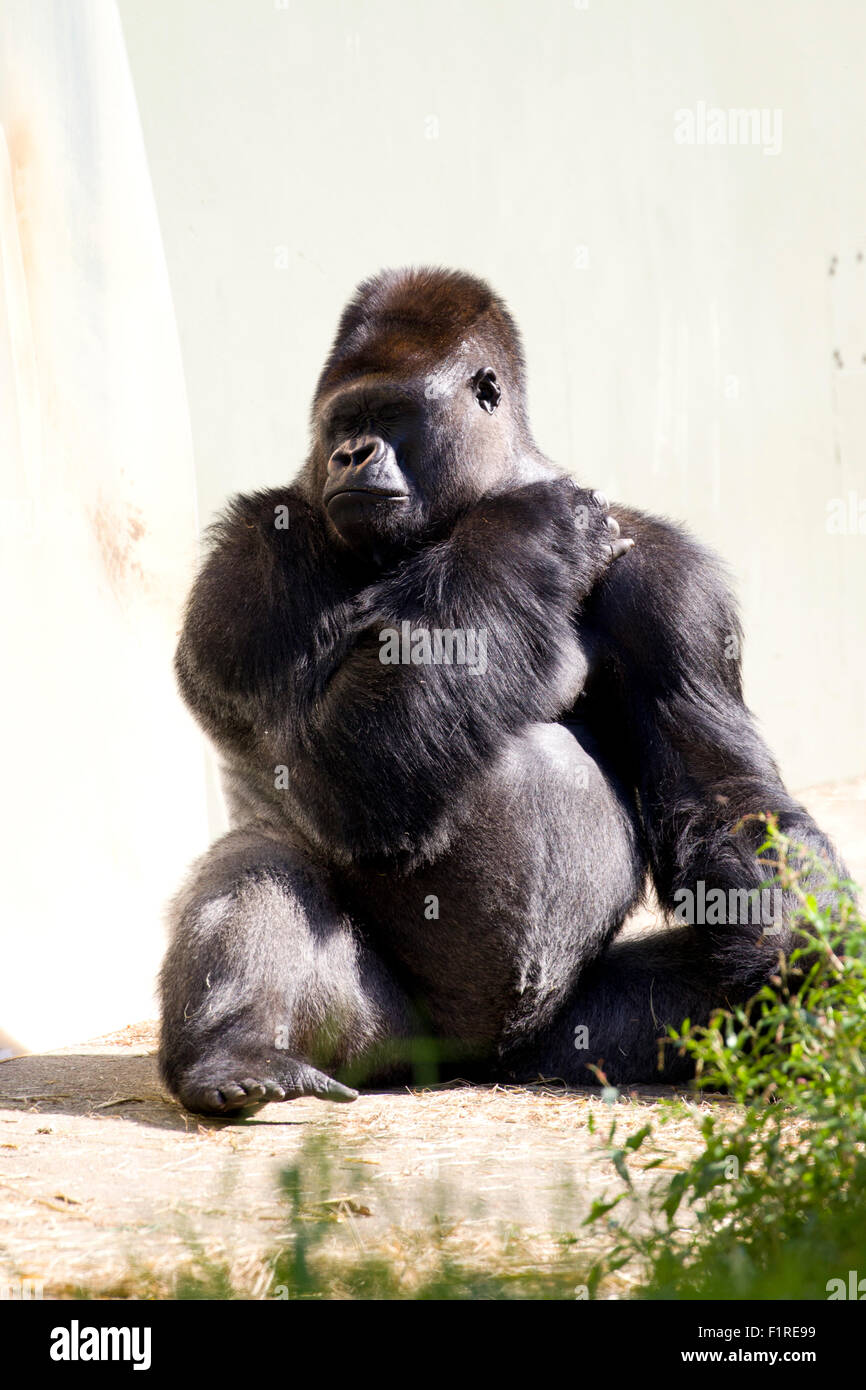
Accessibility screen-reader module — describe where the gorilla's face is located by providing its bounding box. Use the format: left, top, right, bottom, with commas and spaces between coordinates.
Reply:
302, 268, 542, 563
317, 361, 507, 556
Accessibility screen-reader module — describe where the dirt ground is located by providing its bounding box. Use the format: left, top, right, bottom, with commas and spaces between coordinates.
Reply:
1, 778, 862, 1297
0, 1030, 708, 1297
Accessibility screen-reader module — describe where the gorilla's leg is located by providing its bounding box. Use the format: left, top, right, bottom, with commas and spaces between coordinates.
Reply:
344, 721, 647, 1058
158, 827, 413, 1114
511, 922, 784, 1087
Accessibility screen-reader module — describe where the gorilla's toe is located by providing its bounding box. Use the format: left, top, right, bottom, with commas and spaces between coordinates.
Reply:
171, 1057, 357, 1116
282, 1061, 358, 1103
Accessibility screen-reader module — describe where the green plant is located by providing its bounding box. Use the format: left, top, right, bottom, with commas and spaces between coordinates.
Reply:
585, 820, 866, 1300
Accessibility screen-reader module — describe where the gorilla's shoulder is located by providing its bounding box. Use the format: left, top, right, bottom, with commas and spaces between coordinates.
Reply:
606, 503, 735, 601
203, 486, 317, 558
177, 485, 335, 705
194, 485, 337, 601
587, 503, 742, 686
181, 485, 333, 659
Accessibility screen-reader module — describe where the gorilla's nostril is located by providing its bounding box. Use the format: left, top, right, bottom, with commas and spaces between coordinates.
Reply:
353, 439, 378, 466
328, 436, 387, 474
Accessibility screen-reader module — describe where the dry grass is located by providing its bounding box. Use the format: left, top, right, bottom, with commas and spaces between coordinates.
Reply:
1, 1024, 727, 1298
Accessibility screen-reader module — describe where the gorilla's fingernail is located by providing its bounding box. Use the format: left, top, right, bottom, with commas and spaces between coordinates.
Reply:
592, 490, 609, 509
328, 1082, 359, 1102
605, 515, 621, 537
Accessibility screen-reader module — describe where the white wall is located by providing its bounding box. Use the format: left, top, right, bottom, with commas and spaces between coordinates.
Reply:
0, 0, 208, 1052
117, 0, 866, 791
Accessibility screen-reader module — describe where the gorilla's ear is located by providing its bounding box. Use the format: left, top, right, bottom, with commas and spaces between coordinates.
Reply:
472, 367, 501, 414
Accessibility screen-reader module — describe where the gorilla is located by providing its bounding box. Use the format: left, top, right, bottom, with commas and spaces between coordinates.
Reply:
159, 266, 841, 1115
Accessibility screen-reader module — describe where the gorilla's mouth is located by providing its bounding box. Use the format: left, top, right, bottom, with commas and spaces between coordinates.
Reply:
325, 486, 409, 504
325, 488, 409, 525
325, 488, 411, 549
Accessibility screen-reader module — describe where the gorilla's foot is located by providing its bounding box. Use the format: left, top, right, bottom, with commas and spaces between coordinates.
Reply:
170, 1053, 358, 1116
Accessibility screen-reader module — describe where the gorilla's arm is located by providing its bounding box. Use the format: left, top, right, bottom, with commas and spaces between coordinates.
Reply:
293, 480, 621, 861
176, 480, 616, 863
581, 507, 842, 967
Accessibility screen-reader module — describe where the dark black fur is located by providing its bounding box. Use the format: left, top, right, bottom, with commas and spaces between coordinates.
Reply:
159, 267, 842, 1113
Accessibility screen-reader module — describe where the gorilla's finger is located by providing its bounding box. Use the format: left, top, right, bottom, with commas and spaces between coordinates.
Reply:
319, 1077, 359, 1103
591, 489, 609, 509
216, 1082, 252, 1107
604, 537, 635, 561
605, 515, 621, 537
236, 1078, 268, 1102
285, 1062, 359, 1103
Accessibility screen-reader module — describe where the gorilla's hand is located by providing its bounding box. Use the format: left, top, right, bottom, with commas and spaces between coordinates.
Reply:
568, 484, 635, 571
590, 489, 635, 563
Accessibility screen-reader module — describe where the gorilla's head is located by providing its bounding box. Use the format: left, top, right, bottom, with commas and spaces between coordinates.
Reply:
300, 267, 555, 559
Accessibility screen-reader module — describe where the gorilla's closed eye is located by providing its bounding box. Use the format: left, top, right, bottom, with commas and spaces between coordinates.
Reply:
473, 367, 501, 414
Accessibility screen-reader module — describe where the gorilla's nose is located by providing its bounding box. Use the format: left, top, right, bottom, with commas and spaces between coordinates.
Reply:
327, 435, 387, 475
324, 435, 408, 504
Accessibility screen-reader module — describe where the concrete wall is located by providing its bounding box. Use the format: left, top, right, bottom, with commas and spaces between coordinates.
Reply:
117, 0, 866, 792
0, 0, 208, 1051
